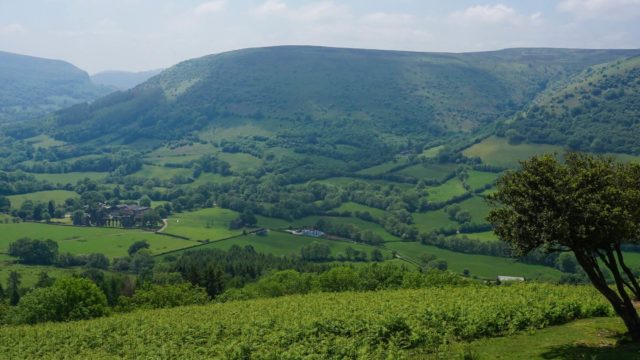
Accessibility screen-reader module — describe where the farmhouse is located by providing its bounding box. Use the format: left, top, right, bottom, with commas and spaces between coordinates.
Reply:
497, 276, 525, 282
285, 229, 325, 237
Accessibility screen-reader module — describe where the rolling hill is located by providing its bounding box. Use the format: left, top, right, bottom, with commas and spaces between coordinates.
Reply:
0, 51, 111, 123
501, 55, 640, 154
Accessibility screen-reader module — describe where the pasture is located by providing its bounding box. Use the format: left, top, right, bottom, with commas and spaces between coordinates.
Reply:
465, 169, 501, 190
386, 241, 563, 280
412, 210, 459, 233
334, 202, 387, 220
425, 178, 467, 203
292, 215, 402, 242
7, 190, 78, 208
30, 172, 108, 185
132, 165, 192, 180
462, 136, 564, 168
456, 196, 492, 223
0, 222, 195, 258
396, 163, 457, 181
164, 207, 242, 241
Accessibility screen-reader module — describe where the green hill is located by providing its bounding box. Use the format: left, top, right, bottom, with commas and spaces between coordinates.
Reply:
501, 56, 640, 154
90, 69, 163, 90
0, 51, 111, 123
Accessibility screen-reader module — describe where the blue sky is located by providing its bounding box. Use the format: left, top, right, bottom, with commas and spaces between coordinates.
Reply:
1, 0, 639, 73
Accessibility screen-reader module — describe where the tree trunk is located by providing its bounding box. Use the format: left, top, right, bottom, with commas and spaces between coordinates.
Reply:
574, 251, 640, 341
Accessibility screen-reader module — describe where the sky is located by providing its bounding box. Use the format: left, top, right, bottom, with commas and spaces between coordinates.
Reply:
1, 0, 640, 73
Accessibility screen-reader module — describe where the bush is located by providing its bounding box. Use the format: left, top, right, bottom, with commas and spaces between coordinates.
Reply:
118, 283, 209, 311
13, 277, 108, 324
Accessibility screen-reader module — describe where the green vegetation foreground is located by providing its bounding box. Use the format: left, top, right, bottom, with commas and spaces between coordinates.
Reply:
0, 284, 611, 359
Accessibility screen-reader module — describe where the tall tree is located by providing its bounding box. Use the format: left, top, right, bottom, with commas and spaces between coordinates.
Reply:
488, 153, 640, 340
7, 271, 21, 306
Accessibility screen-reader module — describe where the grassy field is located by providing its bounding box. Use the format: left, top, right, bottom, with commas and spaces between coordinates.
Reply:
461, 317, 639, 360
463, 136, 564, 168
413, 210, 459, 233
456, 196, 492, 223
164, 207, 242, 241
144, 142, 213, 165
217, 152, 262, 172
7, 190, 78, 208
356, 157, 410, 175
466, 170, 501, 190
452, 230, 499, 242
396, 163, 457, 181
188, 173, 236, 187
315, 177, 414, 190
0, 223, 194, 258
292, 215, 402, 242
420, 145, 445, 158
334, 202, 387, 220
0, 263, 80, 288
29, 172, 108, 184
425, 178, 467, 203
386, 241, 562, 280
188, 230, 394, 259
23, 134, 65, 148
132, 165, 193, 180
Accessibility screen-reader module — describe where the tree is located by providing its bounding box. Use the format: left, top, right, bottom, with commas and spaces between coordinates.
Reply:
8, 238, 59, 265
35, 272, 55, 288
7, 271, 21, 306
488, 153, 640, 340
139, 195, 152, 207
0, 195, 9, 213
128, 240, 150, 256
141, 212, 161, 228
72, 210, 86, 226
117, 283, 209, 311
13, 277, 108, 324
370, 249, 384, 262
300, 242, 331, 261
86, 253, 110, 269
47, 200, 56, 219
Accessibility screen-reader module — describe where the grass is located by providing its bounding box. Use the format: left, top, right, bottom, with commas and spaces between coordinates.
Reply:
23, 134, 65, 148
413, 210, 459, 233
466, 170, 501, 190
0, 263, 80, 288
396, 163, 457, 181
421, 145, 444, 158
144, 142, 213, 165
334, 202, 387, 220
132, 165, 192, 180
292, 215, 402, 242
0, 222, 195, 258
456, 196, 493, 223
315, 177, 414, 190
386, 241, 563, 280
459, 317, 640, 360
7, 190, 78, 208
216, 152, 262, 172
187, 173, 236, 187
191, 230, 393, 259
452, 230, 499, 242
425, 178, 467, 203
463, 136, 564, 168
164, 207, 242, 241
29, 172, 108, 184
356, 156, 410, 175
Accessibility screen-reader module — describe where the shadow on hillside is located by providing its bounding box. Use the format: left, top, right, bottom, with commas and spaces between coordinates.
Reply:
541, 338, 640, 360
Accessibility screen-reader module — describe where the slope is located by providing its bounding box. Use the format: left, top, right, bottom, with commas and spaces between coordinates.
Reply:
91, 69, 163, 90
0, 51, 111, 123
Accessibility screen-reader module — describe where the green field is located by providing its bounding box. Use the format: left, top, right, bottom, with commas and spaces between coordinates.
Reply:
0, 223, 194, 258
164, 207, 242, 241
314, 177, 414, 190
7, 190, 78, 208
420, 145, 444, 158
0, 263, 80, 288
334, 202, 387, 220
132, 165, 193, 180
425, 178, 467, 203
463, 317, 638, 360
456, 196, 492, 223
466, 170, 501, 190
144, 143, 213, 165
356, 157, 410, 175
463, 136, 564, 168
292, 215, 402, 242
30, 172, 108, 184
451, 230, 499, 242
396, 163, 457, 181
217, 152, 262, 172
413, 210, 459, 233
386, 241, 562, 280
23, 134, 66, 148
189, 231, 393, 259
188, 173, 236, 187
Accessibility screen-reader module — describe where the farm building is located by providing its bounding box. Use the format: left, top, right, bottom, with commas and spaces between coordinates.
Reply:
497, 276, 525, 282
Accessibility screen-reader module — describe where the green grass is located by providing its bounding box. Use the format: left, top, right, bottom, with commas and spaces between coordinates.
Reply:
315, 177, 414, 190
292, 215, 402, 242
144, 143, 213, 165
461, 317, 639, 360
425, 178, 467, 203
413, 210, 459, 233
192, 231, 393, 259
463, 136, 564, 168
451, 231, 499, 242
7, 190, 78, 208
456, 196, 493, 223
334, 202, 387, 220
29, 172, 108, 184
0, 223, 194, 258
187, 173, 236, 187
396, 163, 457, 181
256, 215, 292, 229
133, 165, 193, 180
466, 170, 501, 190
386, 241, 563, 280
165, 207, 242, 241
217, 152, 262, 172
420, 145, 444, 158
356, 156, 410, 175
0, 263, 80, 288
23, 134, 65, 148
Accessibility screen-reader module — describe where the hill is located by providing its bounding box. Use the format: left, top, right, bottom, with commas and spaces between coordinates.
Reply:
0, 51, 111, 123
90, 69, 163, 90
500, 56, 640, 154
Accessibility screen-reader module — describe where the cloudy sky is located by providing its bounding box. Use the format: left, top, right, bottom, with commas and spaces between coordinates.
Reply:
1, 0, 640, 73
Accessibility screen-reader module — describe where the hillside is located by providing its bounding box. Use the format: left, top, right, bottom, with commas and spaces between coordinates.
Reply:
0, 51, 111, 123
501, 56, 640, 154
0, 284, 612, 359
91, 69, 163, 90
48, 46, 640, 147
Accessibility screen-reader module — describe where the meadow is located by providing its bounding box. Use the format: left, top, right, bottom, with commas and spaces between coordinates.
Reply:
29, 172, 108, 185
7, 190, 78, 208
424, 178, 467, 203
0, 284, 612, 359
0, 222, 195, 258
163, 207, 242, 241
291, 215, 402, 242
463, 137, 564, 168
396, 163, 457, 181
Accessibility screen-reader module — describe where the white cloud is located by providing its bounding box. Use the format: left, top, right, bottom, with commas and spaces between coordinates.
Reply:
558, 0, 640, 20
449, 4, 518, 24
194, 0, 226, 15
0, 23, 26, 36
253, 1, 351, 22
254, 0, 288, 16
